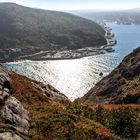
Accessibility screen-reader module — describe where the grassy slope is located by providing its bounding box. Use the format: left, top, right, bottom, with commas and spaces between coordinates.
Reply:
9, 72, 114, 140
8, 68, 140, 140
79, 47, 140, 104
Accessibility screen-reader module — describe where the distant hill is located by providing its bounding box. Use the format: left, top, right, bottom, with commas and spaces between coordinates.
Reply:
70, 9, 140, 25
0, 3, 106, 62
132, 7, 140, 12
79, 47, 140, 104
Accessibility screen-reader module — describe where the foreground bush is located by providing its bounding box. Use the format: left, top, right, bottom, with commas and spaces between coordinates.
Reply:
79, 105, 140, 139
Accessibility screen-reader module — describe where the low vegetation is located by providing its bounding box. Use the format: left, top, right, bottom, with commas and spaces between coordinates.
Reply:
9, 71, 140, 140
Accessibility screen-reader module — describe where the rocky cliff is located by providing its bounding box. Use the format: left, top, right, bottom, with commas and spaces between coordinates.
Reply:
0, 64, 70, 140
79, 47, 140, 104
0, 65, 29, 140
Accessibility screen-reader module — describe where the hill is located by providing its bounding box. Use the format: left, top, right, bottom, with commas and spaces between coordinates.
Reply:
79, 47, 140, 104
132, 7, 140, 12
70, 9, 140, 25
0, 3, 106, 62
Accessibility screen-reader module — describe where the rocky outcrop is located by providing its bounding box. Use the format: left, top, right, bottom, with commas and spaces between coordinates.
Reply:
0, 63, 70, 140
79, 47, 140, 104
0, 65, 29, 140
9, 72, 70, 105
32, 82, 70, 103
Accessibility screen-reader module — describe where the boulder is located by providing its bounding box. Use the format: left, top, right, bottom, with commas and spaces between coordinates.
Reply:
0, 132, 24, 140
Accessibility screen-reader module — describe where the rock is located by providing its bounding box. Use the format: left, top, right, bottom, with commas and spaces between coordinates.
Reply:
99, 72, 103, 76
3, 88, 10, 93
0, 132, 24, 140
0, 64, 30, 140
0, 90, 10, 101
1, 97, 29, 133
33, 82, 70, 103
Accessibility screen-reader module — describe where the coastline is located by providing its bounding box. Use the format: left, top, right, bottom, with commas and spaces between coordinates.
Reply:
15, 23, 116, 62
1, 23, 116, 63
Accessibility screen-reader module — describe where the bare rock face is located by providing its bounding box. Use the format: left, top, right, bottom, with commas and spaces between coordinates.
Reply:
34, 82, 70, 102
0, 65, 29, 140
0, 96, 29, 134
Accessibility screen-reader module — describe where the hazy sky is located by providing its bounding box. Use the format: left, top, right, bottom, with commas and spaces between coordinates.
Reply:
0, 0, 140, 10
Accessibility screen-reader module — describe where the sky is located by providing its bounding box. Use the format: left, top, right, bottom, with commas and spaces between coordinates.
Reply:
0, 0, 140, 11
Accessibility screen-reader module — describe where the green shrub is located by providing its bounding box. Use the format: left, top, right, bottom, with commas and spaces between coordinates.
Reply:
109, 107, 140, 139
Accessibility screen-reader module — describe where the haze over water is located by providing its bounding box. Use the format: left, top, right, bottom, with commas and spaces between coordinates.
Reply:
5, 23, 140, 101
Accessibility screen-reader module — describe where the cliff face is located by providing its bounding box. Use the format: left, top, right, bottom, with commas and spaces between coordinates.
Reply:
80, 47, 140, 104
0, 64, 70, 140
0, 65, 29, 140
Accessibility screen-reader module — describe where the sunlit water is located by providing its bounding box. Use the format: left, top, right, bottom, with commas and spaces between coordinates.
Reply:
4, 23, 140, 101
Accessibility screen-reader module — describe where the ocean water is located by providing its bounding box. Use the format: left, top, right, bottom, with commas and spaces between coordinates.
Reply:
4, 23, 140, 101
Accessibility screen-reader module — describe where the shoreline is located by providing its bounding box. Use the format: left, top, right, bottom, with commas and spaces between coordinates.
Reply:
4, 48, 115, 63
2, 23, 117, 63
15, 23, 116, 62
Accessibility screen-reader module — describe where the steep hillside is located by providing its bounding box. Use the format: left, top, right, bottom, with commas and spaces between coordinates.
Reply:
0, 63, 139, 139
0, 3, 106, 62
79, 47, 140, 104
0, 65, 30, 140
0, 65, 115, 140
